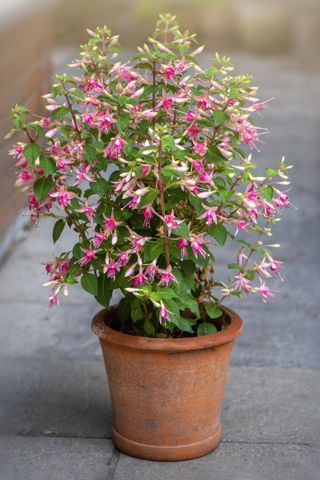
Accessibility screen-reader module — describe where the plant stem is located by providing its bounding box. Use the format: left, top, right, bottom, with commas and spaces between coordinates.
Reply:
157, 140, 170, 267
23, 127, 35, 143
63, 86, 82, 141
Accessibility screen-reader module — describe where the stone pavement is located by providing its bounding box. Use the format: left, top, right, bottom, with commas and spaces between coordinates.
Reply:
0, 54, 320, 479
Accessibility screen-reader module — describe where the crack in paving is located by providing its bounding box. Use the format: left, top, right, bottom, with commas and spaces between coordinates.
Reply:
16, 431, 320, 449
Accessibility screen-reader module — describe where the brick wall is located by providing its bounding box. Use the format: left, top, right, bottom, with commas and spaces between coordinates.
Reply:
0, 4, 54, 243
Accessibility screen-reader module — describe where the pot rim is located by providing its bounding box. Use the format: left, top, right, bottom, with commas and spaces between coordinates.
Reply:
92, 305, 243, 352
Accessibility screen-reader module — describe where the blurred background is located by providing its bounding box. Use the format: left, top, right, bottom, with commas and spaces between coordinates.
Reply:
0, 0, 319, 252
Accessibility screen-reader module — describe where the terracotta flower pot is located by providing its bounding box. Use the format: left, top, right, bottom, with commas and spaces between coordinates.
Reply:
92, 306, 243, 461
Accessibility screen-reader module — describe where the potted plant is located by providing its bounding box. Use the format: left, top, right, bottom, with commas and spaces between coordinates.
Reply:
9, 14, 292, 461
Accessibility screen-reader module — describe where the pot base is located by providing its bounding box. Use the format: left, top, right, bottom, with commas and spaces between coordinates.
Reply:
112, 423, 222, 462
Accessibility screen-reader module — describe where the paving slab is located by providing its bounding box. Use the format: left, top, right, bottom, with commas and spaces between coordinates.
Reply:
0, 436, 116, 480
231, 303, 320, 369
1, 357, 319, 445
115, 442, 320, 480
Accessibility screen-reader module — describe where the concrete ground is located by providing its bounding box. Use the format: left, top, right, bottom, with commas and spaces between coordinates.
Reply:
0, 54, 320, 479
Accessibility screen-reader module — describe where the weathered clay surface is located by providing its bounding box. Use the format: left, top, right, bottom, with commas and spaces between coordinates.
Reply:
92, 308, 242, 461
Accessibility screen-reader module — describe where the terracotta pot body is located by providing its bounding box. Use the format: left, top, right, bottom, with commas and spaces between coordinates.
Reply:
92, 307, 243, 461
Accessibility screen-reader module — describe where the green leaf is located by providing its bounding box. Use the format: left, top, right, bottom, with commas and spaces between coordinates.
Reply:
95, 275, 113, 307
172, 221, 189, 239
208, 223, 228, 246
40, 155, 56, 176
90, 178, 109, 196
24, 143, 41, 166
170, 314, 195, 334
143, 318, 155, 336
143, 241, 163, 262
139, 189, 158, 208
33, 177, 53, 204
50, 106, 69, 121
228, 263, 239, 270
179, 296, 200, 316
83, 145, 97, 164
262, 185, 274, 202
52, 219, 65, 243
150, 289, 177, 301
205, 304, 223, 319
197, 322, 217, 336
131, 298, 144, 322
161, 166, 185, 179
81, 273, 98, 295
213, 110, 229, 125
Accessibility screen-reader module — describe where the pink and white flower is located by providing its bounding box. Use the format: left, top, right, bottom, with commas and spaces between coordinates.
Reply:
258, 280, 276, 303
164, 211, 183, 236
178, 238, 188, 258
197, 205, 218, 225
50, 186, 76, 208
79, 248, 97, 266
104, 136, 127, 158
234, 273, 252, 293
159, 301, 170, 324
157, 267, 177, 286
190, 234, 207, 258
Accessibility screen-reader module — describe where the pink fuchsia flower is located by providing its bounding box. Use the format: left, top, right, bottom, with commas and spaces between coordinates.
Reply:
159, 301, 170, 325
132, 270, 147, 286
237, 248, 248, 266
144, 260, 158, 280
161, 64, 175, 82
174, 59, 187, 74
117, 250, 130, 266
234, 218, 250, 236
197, 205, 218, 225
103, 256, 120, 280
104, 211, 121, 245
50, 186, 76, 209
82, 76, 104, 92
48, 293, 59, 308
187, 124, 201, 139
254, 258, 272, 278
260, 198, 276, 217
193, 140, 207, 157
258, 280, 276, 303
129, 231, 147, 252
233, 115, 261, 150
234, 274, 252, 293
103, 135, 127, 158
243, 185, 258, 209
194, 92, 211, 110
273, 189, 293, 209
82, 111, 96, 127
190, 234, 207, 259
15, 170, 33, 187
164, 211, 183, 236
141, 164, 152, 176
92, 231, 106, 247
267, 255, 284, 279
78, 248, 97, 266
76, 201, 99, 222
185, 110, 197, 122
142, 204, 156, 226
160, 89, 173, 113
218, 135, 233, 159
126, 195, 141, 210
178, 237, 188, 259
157, 267, 177, 286
96, 109, 116, 134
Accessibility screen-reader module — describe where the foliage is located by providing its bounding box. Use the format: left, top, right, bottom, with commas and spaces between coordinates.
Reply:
9, 14, 292, 337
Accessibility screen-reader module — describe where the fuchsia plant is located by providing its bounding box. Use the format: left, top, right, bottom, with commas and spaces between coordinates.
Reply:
9, 14, 292, 337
